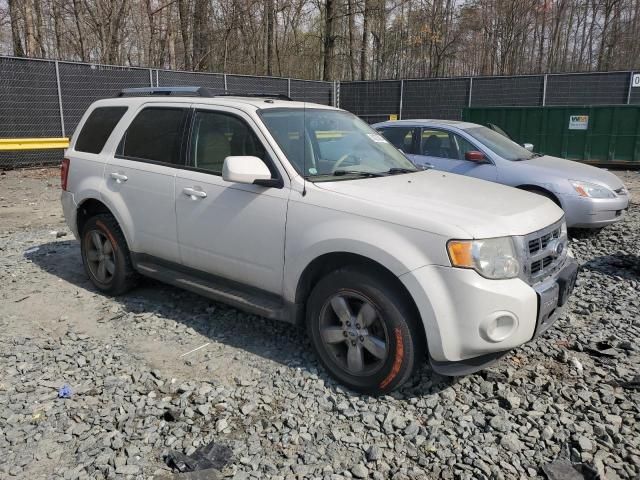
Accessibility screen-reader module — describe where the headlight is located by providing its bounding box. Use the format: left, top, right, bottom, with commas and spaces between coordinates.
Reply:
447, 237, 520, 279
569, 180, 615, 199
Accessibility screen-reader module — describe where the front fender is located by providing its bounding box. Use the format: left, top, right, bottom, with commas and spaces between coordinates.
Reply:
283, 202, 450, 302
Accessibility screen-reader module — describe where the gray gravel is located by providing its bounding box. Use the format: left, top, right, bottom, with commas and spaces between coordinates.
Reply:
1, 168, 639, 479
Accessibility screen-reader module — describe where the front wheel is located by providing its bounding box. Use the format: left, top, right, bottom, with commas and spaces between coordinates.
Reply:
307, 266, 425, 394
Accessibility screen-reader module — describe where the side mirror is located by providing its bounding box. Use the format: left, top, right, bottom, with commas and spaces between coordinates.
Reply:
523, 143, 534, 152
465, 151, 486, 162
222, 156, 273, 185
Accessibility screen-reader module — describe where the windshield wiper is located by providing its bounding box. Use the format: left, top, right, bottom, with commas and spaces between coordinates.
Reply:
386, 167, 418, 175
332, 170, 386, 177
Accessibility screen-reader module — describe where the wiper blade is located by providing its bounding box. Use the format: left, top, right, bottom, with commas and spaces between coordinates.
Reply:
386, 167, 418, 174
332, 170, 385, 177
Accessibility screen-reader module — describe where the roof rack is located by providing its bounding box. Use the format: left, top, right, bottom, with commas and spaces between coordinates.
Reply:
117, 86, 214, 97
217, 93, 292, 101
116, 87, 292, 101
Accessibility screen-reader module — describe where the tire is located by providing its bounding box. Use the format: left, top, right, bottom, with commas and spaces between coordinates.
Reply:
80, 213, 138, 296
306, 266, 425, 394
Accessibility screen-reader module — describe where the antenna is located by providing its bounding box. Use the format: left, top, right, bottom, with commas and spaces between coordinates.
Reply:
302, 102, 307, 196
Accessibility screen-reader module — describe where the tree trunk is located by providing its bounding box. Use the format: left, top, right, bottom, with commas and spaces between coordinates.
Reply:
178, 0, 192, 70
192, 0, 210, 70
322, 0, 336, 80
265, 0, 274, 75
7, 0, 24, 57
360, 0, 370, 80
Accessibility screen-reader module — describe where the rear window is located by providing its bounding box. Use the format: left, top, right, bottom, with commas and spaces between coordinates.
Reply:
118, 107, 187, 164
75, 107, 127, 154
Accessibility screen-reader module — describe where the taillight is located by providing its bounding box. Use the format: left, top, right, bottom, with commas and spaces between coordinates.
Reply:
61, 158, 70, 191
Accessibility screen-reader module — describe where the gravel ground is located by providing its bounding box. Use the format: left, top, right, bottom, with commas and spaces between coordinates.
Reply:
1, 168, 639, 480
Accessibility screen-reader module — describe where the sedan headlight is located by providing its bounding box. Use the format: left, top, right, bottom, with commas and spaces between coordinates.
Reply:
569, 180, 615, 199
447, 237, 520, 279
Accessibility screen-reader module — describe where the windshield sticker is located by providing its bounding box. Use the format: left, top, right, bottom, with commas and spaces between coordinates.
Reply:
308, 167, 317, 174
367, 133, 388, 143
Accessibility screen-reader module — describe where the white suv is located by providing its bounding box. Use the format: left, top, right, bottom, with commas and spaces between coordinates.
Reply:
61, 87, 578, 394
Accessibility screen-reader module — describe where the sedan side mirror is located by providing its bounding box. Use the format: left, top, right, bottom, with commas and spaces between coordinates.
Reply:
222, 156, 272, 185
465, 151, 486, 162
523, 143, 534, 152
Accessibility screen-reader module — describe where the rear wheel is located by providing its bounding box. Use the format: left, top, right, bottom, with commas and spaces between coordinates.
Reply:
80, 213, 138, 295
307, 266, 424, 394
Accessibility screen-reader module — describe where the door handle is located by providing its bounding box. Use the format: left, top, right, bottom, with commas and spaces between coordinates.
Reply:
110, 172, 128, 183
182, 187, 207, 199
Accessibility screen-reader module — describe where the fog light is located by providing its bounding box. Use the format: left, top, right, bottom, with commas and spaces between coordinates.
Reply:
480, 311, 518, 343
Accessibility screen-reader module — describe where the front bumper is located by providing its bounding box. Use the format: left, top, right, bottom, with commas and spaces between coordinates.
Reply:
560, 193, 629, 228
400, 257, 578, 375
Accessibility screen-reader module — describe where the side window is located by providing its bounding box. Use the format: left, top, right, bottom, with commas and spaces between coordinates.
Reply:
118, 107, 187, 164
75, 107, 127, 154
420, 129, 456, 159
190, 111, 267, 175
452, 133, 479, 160
377, 127, 417, 153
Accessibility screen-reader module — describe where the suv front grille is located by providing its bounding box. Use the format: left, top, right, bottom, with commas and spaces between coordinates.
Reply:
528, 227, 561, 255
521, 219, 567, 285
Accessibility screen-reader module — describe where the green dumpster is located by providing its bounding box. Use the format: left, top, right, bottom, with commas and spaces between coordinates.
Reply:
462, 105, 640, 167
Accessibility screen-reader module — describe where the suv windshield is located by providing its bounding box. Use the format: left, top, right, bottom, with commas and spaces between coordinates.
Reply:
260, 108, 417, 180
465, 126, 534, 161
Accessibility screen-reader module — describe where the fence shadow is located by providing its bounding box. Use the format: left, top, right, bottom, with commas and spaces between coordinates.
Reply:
26, 239, 453, 398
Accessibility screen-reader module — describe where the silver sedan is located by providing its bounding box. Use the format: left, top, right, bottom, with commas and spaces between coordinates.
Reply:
374, 119, 630, 229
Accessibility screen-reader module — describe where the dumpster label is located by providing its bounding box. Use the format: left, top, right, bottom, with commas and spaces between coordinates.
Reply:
569, 115, 589, 130
633, 74, 640, 87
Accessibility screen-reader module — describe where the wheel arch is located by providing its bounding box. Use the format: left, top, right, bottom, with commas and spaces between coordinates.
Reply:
294, 252, 424, 338
517, 184, 562, 207
76, 197, 133, 248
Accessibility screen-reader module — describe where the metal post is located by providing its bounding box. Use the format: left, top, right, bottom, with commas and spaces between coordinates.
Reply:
288, 78, 291, 98
542, 74, 548, 106
399, 80, 404, 119
224, 73, 228, 92
149, 69, 154, 87
155, 70, 159, 87
54, 61, 66, 137
468, 77, 473, 108
335, 81, 340, 108
627, 71, 634, 105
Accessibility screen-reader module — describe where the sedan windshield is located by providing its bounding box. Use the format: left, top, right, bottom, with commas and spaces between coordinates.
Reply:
465, 126, 534, 161
260, 108, 417, 180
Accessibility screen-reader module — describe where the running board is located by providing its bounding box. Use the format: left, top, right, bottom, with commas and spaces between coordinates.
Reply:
131, 254, 296, 323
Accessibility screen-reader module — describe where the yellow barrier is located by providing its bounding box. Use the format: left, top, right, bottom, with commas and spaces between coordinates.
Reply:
0, 137, 70, 151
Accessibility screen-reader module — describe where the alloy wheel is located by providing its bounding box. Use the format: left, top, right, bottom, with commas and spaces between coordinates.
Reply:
85, 230, 116, 283
318, 291, 389, 376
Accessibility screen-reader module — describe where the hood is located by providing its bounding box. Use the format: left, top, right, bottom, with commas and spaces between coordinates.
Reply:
314, 170, 564, 238
520, 156, 625, 191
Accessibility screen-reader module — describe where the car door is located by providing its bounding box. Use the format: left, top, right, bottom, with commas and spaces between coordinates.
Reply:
174, 106, 289, 294
414, 127, 498, 181
105, 104, 190, 263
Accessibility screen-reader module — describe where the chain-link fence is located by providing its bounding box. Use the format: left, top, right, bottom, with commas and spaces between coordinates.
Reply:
0, 56, 336, 168
343, 71, 640, 123
1, 55, 639, 168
